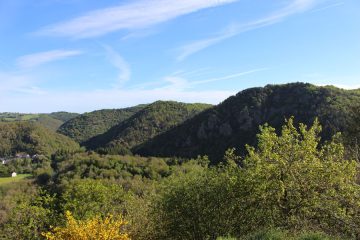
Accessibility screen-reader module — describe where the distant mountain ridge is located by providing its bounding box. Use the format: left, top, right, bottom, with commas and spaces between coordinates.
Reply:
135, 83, 360, 162
2, 83, 359, 163
0, 112, 79, 131
83, 101, 212, 154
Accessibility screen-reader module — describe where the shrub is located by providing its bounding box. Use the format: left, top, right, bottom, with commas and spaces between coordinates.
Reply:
42, 211, 129, 240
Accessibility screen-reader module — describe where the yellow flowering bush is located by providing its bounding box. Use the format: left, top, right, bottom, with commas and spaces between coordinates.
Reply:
42, 211, 129, 240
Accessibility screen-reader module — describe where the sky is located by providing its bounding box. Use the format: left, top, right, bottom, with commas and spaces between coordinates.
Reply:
0, 0, 359, 113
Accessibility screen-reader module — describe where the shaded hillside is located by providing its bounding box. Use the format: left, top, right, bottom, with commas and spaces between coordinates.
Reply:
84, 101, 212, 154
0, 122, 80, 157
34, 115, 64, 131
0, 112, 79, 131
136, 83, 360, 162
57, 105, 146, 144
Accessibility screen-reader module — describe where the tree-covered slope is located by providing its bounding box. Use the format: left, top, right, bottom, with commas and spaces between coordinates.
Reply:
57, 105, 146, 144
84, 101, 212, 153
136, 83, 360, 162
48, 112, 79, 122
0, 122, 80, 157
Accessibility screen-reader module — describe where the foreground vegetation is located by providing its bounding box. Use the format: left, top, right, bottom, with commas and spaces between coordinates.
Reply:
1, 84, 359, 239
1, 118, 359, 239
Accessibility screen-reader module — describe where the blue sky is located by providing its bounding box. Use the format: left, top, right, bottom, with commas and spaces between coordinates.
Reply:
0, 0, 359, 113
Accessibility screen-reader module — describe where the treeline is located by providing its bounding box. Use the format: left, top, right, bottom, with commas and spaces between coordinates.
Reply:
1, 119, 359, 239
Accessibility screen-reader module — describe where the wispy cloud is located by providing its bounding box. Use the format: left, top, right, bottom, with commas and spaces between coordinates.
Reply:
156, 67, 268, 90
37, 0, 237, 39
172, 68, 211, 78
191, 68, 269, 85
0, 72, 31, 93
17, 49, 82, 69
177, 25, 239, 61
0, 71, 46, 97
310, 1, 344, 13
177, 0, 319, 61
103, 45, 131, 87
160, 76, 190, 91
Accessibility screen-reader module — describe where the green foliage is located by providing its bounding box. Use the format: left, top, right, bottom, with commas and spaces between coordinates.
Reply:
58, 105, 146, 144
52, 152, 175, 183
240, 118, 359, 235
61, 179, 129, 220
0, 164, 9, 177
0, 183, 58, 240
152, 165, 241, 239
151, 119, 360, 239
297, 232, 333, 240
343, 103, 360, 161
137, 83, 360, 162
0, 122, 80, 157
96, 141, 133, 156
242, 229, 288, 240
84, 101, 212, 153
241, 229, 338, 240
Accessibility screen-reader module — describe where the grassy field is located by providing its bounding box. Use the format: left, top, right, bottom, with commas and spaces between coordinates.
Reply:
0, 113, 40, 122
0, 174, 32, 186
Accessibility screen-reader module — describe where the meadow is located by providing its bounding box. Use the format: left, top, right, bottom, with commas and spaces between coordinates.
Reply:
0, 174, 32, 186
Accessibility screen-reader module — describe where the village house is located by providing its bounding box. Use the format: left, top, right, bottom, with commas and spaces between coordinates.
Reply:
15, 153, 30, 159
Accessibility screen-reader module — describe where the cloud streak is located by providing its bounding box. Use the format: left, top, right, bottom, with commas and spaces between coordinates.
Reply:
17, 49, 82, 69
191, 68, 269, 85
0, 71, 47, 99
156, 67, 268, 91
177, 0, 318, 61
37, 0, 237, 38
103, 46, 131, 87
310, 1, 344, 13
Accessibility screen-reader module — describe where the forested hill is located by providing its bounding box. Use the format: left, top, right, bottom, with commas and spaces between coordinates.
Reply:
0, 122, 80, 157
135, 83, 360, 162
57, 105, 147, 144
47, 112, 79, 122
0, 112, 79, 131
84, 101, 212, 154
